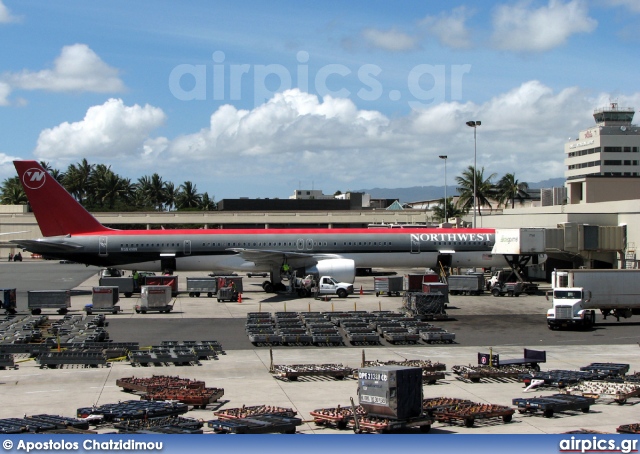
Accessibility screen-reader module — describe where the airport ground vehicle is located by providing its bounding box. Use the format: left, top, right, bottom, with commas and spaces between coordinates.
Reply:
490, 281, 523, 297
546, 269, 640, 329
287, 275, 354, 298
447, 273, 484, 295
488, 269, 538, 295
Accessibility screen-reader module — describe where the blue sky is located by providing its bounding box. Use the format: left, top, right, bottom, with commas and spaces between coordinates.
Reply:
1, 0, 639, 200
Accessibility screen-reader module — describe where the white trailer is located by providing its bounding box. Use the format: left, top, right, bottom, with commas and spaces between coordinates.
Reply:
546, 269, 640, 329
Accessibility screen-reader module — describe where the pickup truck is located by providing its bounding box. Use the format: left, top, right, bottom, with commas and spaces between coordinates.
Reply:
295, 275, 354, 298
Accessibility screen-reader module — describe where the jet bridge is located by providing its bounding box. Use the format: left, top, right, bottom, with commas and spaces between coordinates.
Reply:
491, 229, 546, 289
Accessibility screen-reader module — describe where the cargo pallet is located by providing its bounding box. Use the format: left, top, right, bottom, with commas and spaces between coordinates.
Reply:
565, 381, 640, 405
616, 423, 640, 434
128, 348, 199, 366
512, 394, 596, 417
431, 403, 515, 427
310, 405, 434, 433
208, 414, 301, 434
214, 405, 297, 420
36, 351, 108, 368
420, 330, 456, 344
271, 363, 353, 381
579, 363, 630, 377
160, 340, 223, 358
115, 416, 203, 434
0, 353, 16, 370
143, 387, 224, 409
520, 369, 607, 388
116, 375, 204, 393
453, 365, 532, 382
361, 357, 447, 385
77, 400, 188, 421
26, 414, 91, 431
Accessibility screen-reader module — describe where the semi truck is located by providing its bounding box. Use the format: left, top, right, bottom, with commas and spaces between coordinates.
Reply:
546, 269, 640, 330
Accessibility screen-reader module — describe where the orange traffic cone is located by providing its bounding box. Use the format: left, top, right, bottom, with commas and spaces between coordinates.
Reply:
238, 293, 242, 303
360, 285, 363, 295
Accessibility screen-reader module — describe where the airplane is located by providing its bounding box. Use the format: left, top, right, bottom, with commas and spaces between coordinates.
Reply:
12, 160, 543, 292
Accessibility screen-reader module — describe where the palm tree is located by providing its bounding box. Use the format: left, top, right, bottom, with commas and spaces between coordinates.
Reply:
0, 176, 27, 204
63, 159, 93, 204
137, 173, 167, 211
496, 173, 529, 209
199, 192, 216, 211
176, 181, 201, 209
164, 182, 178, 211
455, 166, 497, 218
432, 197, 466, 222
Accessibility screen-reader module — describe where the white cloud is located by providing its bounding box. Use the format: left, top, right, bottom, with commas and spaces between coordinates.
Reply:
30, 85, 640, 197
608, 0, 640, 13
0, 82, 10, 105
362, 28, 419, 51
0, 1, 19, 23
7, 44, 125, 93
492, 0, 597, 52
35, 98, 165, 161
421, 6, 473, 49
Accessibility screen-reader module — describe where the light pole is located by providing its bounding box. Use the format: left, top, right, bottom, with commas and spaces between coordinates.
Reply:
438, 155, 447, 223
465, 120, 481, 228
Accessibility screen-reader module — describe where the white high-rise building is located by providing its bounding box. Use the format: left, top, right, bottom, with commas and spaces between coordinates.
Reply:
565, 103, 640, 203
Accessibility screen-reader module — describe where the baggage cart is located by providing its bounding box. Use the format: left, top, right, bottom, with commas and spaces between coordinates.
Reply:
420, 330, 456, 344
27, 290, 71, 315
85, 286, 120, 315
512, 394, 596, 417
144, 275, 179, 296
135, 286, 174, 313
186, 277, 217, 298
447, 273, 485, 295
217, 276, 243, 293
217, 286, 238, 302
99, 276, 138, 298
374, 276, 403, 296
0, 288, 16, 314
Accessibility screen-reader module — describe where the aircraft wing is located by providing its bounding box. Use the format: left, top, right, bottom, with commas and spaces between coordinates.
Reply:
228, 248, 341, 268
10, 239, 84, 252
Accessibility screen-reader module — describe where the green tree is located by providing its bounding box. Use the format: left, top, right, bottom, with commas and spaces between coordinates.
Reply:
137, 173, 168, 211
176, 181, 201, 209
432, 197, 466, 222
63, 159, 93, 204
199, 192, 216, 211
495, 172, 529, 209
455, 166, 497, 218
0, 176, 27, 204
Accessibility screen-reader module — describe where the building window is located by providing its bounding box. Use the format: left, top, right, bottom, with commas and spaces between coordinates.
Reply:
603, 160, 622, 165
604, 146, 622, 153
624, 147, 631, 152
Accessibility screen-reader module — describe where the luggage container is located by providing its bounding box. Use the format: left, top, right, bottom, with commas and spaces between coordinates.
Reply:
145, 275, 179, 296
358, 366, 423, 420
98, 276, 138, 298
0, 288, 17, 315
217, 276, 243, 293
136, 286, 174, 313
447, 273, 485, 295
186, 277, 217, 298
85, 286, 120, 315
374, 276, 403, 297
27, 290, 71, 315
404, 274, 425, 292
217, 286, 238, 302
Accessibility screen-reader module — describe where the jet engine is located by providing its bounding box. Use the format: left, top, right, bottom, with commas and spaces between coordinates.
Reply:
306, 259, 356, 283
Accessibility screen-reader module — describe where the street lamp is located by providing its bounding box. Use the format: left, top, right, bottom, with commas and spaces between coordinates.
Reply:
438, 155, 447, 223
465, 120, 481, 228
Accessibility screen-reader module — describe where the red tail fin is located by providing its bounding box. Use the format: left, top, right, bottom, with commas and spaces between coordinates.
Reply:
14, 160, 110, 236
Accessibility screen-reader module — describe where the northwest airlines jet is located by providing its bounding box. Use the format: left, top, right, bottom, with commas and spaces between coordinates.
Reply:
13, 160, 522, 291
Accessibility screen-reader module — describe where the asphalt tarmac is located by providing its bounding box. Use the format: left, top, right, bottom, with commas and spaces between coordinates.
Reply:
1, 260, 639, 435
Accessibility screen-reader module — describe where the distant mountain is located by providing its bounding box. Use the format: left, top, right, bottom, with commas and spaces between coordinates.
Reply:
355, 177, 565, 203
